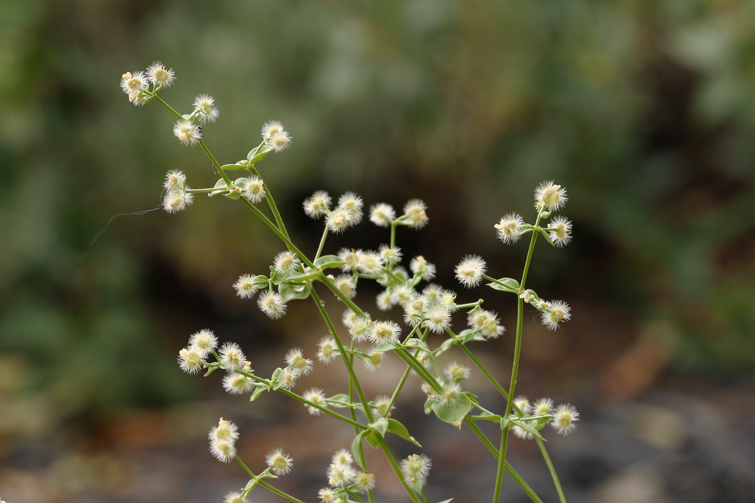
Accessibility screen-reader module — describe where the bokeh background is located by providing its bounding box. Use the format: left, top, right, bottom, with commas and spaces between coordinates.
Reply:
2, 0, 755, 501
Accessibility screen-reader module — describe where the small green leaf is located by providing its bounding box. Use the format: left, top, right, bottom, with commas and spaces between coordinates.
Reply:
410, 478, 423, 493
252, 275, 270, 289
270, 368, 283, 390
369, 418, 389, 437
487, 277, 520, 293
250, 385, 266, 402
249, 149, 272, 164
221, 163, 248, 171
434, 337, 456, 355
326, 394, 351, 408
209, 178, 230, 197
403, 338, 430, 352
278, 283, 312, 301
387, 419, 422, 447
509, 418, 545, 440
314, 255, 346, 269
424, 397, 434, 415
469, 413, 502, 423
351, 430, 366, 468
437, 499, 454, 503
364, 431, 380, 448
431, 392, 473, 429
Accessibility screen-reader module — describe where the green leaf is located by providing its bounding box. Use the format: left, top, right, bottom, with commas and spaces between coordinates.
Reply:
252, 275, 270, 289
409, 478, 423, 493
403, 338, 430, 352
248, 145, 273, 164
250, 385, 266, 402
431, 392, 473, 429
209, 178, 230, 197
387, 419, 422, 447
351, 430, 366, 468
326, 394, 351, 408
509, 418, 545, 441
469, 413, 502, 423
437, 499, 454, 503
436, 337, 456, 355
364, 431, 380, 448
278, 283, 312, 301
314, 255, 346, 269
487, 277, 520, 293
270, 368, 283, 390
369, 418, 389, 437
220, 163, 248, 171
424, 397, 434, 415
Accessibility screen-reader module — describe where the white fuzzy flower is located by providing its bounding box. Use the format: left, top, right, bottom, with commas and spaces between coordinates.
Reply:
495, 213, 525, 244
535, 181, 568, 212
146, 61, 175, 87
266, 448, 294, 475
455, 255, 487, 288
370, 203, 395, 227
193, 94, 219, 123
173, 120, 202, 146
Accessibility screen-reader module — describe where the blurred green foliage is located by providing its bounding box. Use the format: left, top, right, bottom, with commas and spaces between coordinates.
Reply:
1, 0, 754, 425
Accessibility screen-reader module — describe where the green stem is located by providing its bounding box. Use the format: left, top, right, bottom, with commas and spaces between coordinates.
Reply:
464, 420, 544, 503
375, 436, 423, 503
249, 164, 291, 241
497, 211, 543, 494
199, 140, 232, 186
537, 437, 567, 503
258, 480, 307, 503
492, 426, 507, 503
457, 341, 509, 401
310, 289, 374, 423
315, 226, 329, 261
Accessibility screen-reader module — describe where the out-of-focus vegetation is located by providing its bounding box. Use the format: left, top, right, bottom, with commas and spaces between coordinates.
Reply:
1, 0, 754, 435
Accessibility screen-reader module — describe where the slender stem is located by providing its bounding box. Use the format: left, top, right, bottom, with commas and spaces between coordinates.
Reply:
375, 436, 423, 503
498, 211, 543, 492
394, 347, 442, 393
537, 437, 567, 503
277, 388, 366, 429
492, 426, 507, 503
199, 140, 232, 186
464, 420, 544, 503
315, 226, 329, 261
152, 93, 183, 120
310, 289, 374, 423
249, 164, 290, 241
457, 342, 509, 401
258, 480, 307, 503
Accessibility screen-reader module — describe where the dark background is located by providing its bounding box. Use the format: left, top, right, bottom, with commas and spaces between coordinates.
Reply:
1, 0, 754, 501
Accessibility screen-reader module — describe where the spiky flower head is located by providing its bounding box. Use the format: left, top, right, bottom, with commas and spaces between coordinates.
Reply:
233, 274, 259, 299
261, 120, 285, 139
285, 348, 313, 376
495, 213, 525, 244
551, 404, 579, 435
223, 373, 253, 395
193, 94, 219, 123
224, 491, 247, 503
269, 130, 292, 152
440, 382, 462, 405
242, 176, 266, 203
363, 349, 386, 372
424, 305, 451, 334
358, 251, 384, 275
331, 449, 353, 468
173, 120, 202, 146
356, 472, 376, 492
219, 342, 246, 371
548, 215, 572, 247
455, 255, 487, 288
318, 487, 335, 503
540, 300, 571, 330
317, 336, 337, 363
334, 274, 356, 299
178, 347, 204, 374
146, 61, 175, 87
188, 329, 218, 356
534, 398, 554, 416
327, 462, 356, 487
258, 290, 287, 319
403, 199, 429, 229
303, 190, 332, 219
401, 454, 431, 487
379, 244, 402, 264
514, 396, 531, 416
278, 369, 298, 390
370, 203, 396, 227
120, 71, 148, 105
368, 321, 401, 345
348, 316, 372, 343
163, 190, 194, 213
444, 362, 470, 382
467, 309, 505, 339
273, 251, 300, 278
326, 207, 352, 233
376, 290, 393, 311
535, 181, 568, 212
303, 388, 327, 415
338, 192, 363, 226
266, 448, 294, 475
210, 439, 236, 463
410, 256, 436, 281
164, 170, 186, 190
210, 418, 239, 444
373, 395, 394, 418
391, 284, 417, 307
338, 248, 362, 271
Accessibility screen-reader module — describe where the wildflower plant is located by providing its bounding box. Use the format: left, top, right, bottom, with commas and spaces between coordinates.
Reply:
125, 63, 578, 503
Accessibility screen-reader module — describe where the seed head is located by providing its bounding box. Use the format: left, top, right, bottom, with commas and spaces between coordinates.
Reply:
173, 120, 202, 146
540, 300, 571, 330
495, 213, 525, 244
303, 190, 331, 219
188, 329, 218, 356
193, 94, 219, 123
370, 203, 396, 227
401, 453, 431, 487
403, 199, 429, 229
233, 274, 259, 299
219, 342, 246, 371
258, 290, 287, 319
303, 388, 327, 415
146, 61, 175, 87
266, 448, 294, 475
535, 181, 568, 211
317, 336, 338, 363
551, 404, 579, 435
455, 255, 487, 288
548, 215, 572, 247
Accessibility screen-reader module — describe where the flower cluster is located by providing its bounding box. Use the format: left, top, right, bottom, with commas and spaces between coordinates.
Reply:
318, 449, 375, 502
209, 418, 239, 463
119, 61, 175, 106
162, 170, 194, 213
177, 329, 217, 374
509, 397, 580, 439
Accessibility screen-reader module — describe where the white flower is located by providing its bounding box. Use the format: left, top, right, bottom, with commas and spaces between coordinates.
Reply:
273, 251, 300, 278
266, 448, 294, 475
285, 348, 312, 376
551, 404, 579, 435
163, 170, 186, 190
410, 256, 436, 281
495, 213, 525, 244
261, 120, 285, 139
540, 300, 571, 330
162, 189, 194, 213
242, 176, 266, 203
368, 321, 401, 345
223, 373, 253, 394
303, 190, 331, 218
424, 305, 451, 334
146, 61, 175, 87
178, 347, 204, 374
317, 336, 338, 363
269, 130, 291, 152
403, 199, 429, 229
188, 329, 217, 356
303, 388, 327, 415
219, 342, 246, 371
258, 290, 287, 319
193, 94, 219, 123
370, 203, 395, 227
120, 71, 148, 95
548, 215, 572, 247
400, 454, 431, 486
535, 181, 568, 211
173, 120, 202, 146
455, 255, 487, 288
233, 274, 259, 299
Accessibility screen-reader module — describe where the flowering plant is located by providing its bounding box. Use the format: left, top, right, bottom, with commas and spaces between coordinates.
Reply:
121, 63, 578, 503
